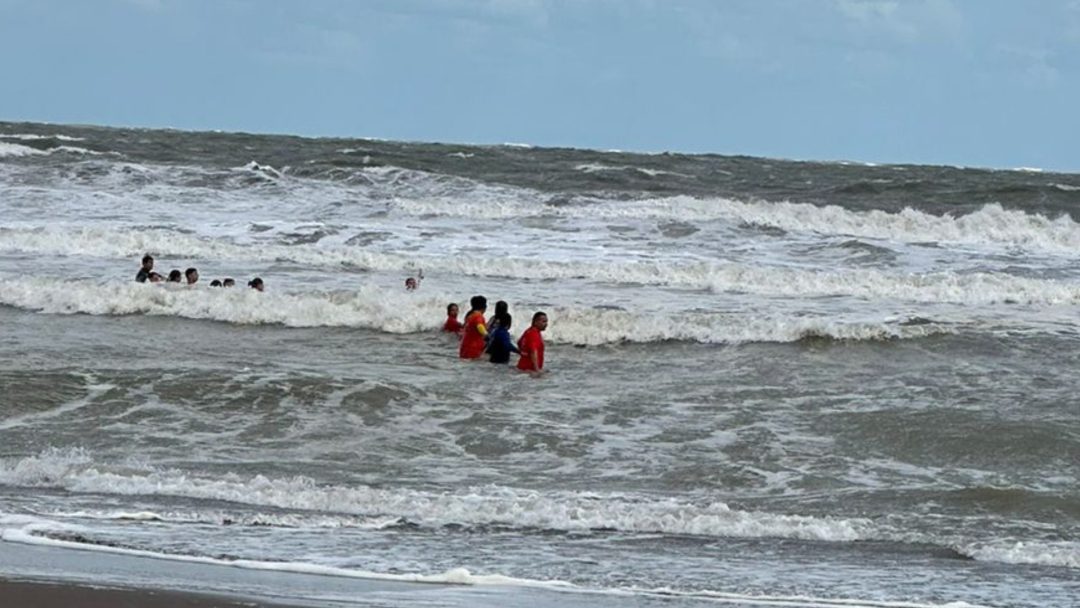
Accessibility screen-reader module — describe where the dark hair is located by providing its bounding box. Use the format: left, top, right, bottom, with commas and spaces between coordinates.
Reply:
494, 300, 508, 316
447, 302, 458, 314
222, 278, 235, 287
167, 269, 182, 282
185, 267, 198, 278
499, 313, 512, 329
532, 311, 547, 323
469, 295, 487, 313
248, 277, 264, 288
148, 272, 163, 281
209, 280, 222, 287
141, 254, 154, 264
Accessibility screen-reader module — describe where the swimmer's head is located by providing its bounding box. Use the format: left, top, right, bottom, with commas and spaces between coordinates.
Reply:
248, 277, 264, 291
210, 279, 222, 287
405, 277, 418, 290
447, 303, 459, 317
222, 278, 235, 287
148, 272, 164, 283
167, 269, 182, 282
141, 254, 154, 270
494, 300, 508, 316
532, 311, 548, 331
184, 267, 199, 284
469, 295, 487, 312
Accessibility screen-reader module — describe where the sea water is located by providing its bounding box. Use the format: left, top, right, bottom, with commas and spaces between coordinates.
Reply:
0, 123, 1077, 607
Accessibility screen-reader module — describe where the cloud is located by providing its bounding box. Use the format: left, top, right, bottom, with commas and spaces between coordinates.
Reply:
1068, 0, 1080, 42
999, 45, 1060, 88
832, 0, 964, 44
118, 0, 164, 11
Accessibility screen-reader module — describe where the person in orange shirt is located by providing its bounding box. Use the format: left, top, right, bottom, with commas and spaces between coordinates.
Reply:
516, 311, 548, 374
459, 296, 489, 359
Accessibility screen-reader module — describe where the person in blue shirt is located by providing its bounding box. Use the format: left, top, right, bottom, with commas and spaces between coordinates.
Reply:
487, 312, 520, 364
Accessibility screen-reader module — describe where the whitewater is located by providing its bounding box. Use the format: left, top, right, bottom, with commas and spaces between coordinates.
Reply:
0, 121, 1077, 607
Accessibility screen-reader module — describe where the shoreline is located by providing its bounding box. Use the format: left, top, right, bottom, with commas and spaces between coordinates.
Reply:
0, 538, 443, 608
0, 577, 300, 607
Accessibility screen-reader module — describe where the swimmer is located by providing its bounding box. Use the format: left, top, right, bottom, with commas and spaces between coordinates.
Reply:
459, 295, 488, 359
405, 277, 418, 291
210, 279, 222, 287
487, 313, 520, 364
443, 303, 463, 335
185, 267, 199, 285
248, 277, 264, 292
136, 254, 154, 283
222, 278, 235, 287
167, 269, 183, 283
516, 311, 548, 374
148, 272, 164, 283
487, 300, 509, 332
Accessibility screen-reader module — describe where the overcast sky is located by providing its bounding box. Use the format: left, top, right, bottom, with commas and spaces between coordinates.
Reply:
1, 0, 1077, 170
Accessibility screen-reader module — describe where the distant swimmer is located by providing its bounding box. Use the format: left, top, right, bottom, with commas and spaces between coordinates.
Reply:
459, 295, 488, 359
487, 313, 520, 364
405, 277, 418, 291
443, 303, 463, 335
210, 279, 223, 287
148, 272, 164, 283
167, 269, 183, 283
135, 254, 154, 283
185, 267, 199, 285
248, 277, 264, 291
223, 278, 235, 287
516, 311, 548, 375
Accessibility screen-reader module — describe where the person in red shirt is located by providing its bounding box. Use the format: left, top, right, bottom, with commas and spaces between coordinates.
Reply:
516, 311, 548, 374
443, 303, 463, 335
459, 295, 489, 359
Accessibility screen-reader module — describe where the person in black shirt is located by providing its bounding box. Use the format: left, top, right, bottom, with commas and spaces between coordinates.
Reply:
487, 313, 520, 364
135, 254, 154, 283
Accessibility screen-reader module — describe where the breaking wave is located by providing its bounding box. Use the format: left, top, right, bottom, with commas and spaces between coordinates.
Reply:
0, 277, 954, 345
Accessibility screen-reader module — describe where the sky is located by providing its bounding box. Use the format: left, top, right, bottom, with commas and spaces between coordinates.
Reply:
0, 0, 1077, 171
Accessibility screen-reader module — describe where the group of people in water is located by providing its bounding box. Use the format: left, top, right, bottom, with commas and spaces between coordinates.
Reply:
443, 296, 548, 374
134, 254, 264, 291
134, 254, 548, 374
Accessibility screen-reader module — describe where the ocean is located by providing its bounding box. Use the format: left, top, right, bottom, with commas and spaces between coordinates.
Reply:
0, 121, 1077, 607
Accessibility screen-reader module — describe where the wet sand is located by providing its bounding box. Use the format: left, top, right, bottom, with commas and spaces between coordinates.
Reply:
0, 578, 296, 607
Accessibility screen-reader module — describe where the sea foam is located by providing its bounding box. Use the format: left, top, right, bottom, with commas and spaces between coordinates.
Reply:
0, 277, 957, 344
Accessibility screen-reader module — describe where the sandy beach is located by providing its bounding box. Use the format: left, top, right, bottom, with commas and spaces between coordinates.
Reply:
0, 538, 445, 608
0, 578, 297, 608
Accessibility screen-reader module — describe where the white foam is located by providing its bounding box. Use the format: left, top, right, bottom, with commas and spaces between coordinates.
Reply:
0, 142, 46, 157
44, 508, 404, 530
574, 163, 690, 178
1, 527, 551, 587
0, 451, 872, 544
0, 525, 993, 605
956, 539, 1080, 569
51, 145, 102, 156
235, 161, 283, 178
0, 133, 84, 142
0, 277, 955, 344
3, 227, 1080, 306
393, 195, 1080, 255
